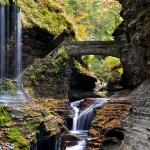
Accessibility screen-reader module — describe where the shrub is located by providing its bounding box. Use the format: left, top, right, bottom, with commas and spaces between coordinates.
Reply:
82, 55, 123, 83
8, 127, 29, 150
0, 106, 11, 127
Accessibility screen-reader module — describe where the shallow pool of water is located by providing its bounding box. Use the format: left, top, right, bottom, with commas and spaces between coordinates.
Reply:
65, 130, 87, 150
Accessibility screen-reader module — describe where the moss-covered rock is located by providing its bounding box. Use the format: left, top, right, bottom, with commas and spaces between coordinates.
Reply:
0, 79, 18, 96
0, 0, 70, 36
18, 0, 69, 36
0, 106, 11, 127
23, 46, 71, 99
7, 127, 29, 150
0, 100, 67, 150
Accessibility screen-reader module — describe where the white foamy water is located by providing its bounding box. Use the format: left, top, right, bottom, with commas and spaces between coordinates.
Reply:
0, 5, 6, 78
65, 140, 86, 150
71, 98, 107, 130
65, 98, 108, 150
15, 8, 22, 89
0, 90, 29, 103
71, 100, 81, 131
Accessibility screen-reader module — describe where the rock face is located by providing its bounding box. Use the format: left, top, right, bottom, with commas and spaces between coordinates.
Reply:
23, 46, 71, 99
70, 67, 98, 100
114, 0, 150, 87
120, 80, 150, 150
111, 1, 150, 149
22, 27, 69, 69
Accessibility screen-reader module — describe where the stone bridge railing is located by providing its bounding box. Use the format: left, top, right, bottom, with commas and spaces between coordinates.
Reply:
65, 41, 121, 57
49, 41, 122, 59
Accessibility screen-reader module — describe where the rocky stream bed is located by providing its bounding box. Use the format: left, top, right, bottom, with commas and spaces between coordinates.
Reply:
0, 90, 130, 150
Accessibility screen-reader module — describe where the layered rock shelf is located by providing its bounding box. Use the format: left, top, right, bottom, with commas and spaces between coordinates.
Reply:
120, 81, 150, 150
0, 100, 67, 150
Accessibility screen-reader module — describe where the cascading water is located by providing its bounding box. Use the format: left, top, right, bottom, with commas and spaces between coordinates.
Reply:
15, 7, 22, 89
71, 98, 107, 131
0, 5, 5, 78
0, 3, 28, 103
77, 98, 107, 130
65, 98, 107, 150
71, 100, 80, 131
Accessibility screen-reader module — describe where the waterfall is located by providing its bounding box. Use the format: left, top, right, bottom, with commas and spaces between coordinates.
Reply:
65, 98, 107, 150
71, 98, 107, 131
71, 100, 81, 131
65, 140, 86, 150
0, 3, 22, 81
0, 3, 28, 103
15, 7, 22, 89
0, 5, 6, 78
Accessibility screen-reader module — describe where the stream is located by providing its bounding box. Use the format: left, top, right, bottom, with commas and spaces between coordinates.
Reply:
65, 98, 107, 150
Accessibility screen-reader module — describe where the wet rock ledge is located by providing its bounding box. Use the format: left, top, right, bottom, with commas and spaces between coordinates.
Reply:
0, 99, 68, 150
120, 80, 150, 150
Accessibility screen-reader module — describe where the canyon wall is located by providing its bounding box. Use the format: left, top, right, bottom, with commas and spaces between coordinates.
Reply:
113, 1, 150, 149
114, 0, 150, 87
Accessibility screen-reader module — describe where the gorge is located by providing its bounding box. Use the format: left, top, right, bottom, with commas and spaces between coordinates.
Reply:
0, 0, 150, 150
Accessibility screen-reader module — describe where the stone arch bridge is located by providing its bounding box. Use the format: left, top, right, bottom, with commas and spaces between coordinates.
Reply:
46, 40, 124, 99
24, 40, 126, 100
50, 41, 123, 59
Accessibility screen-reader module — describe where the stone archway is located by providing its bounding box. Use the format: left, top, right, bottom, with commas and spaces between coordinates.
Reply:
65, 41, 123, 100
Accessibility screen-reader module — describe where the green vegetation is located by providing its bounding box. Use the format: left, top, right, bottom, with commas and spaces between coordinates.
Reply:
1, 0, 69, 35
1, 0, 121, 40
62, 0, 122, 40
74, 60, 87, 73
17, 0, 68, 36
7, 127, 30, 150
0, 0, 8, 5
32, 46, 68, 78
95, 0, 122, 40
80, 55, 123, 83
49, 47, 68, 74
0, 106, 11, 126
0, 79, 18, 96
23, 46, 69, 98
